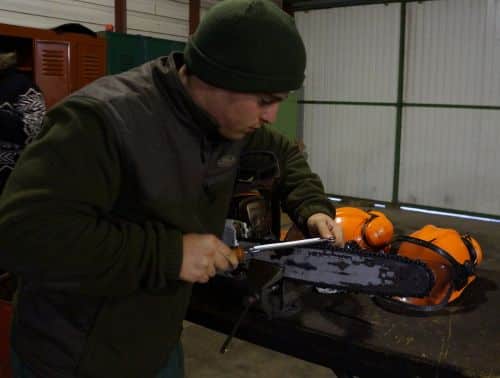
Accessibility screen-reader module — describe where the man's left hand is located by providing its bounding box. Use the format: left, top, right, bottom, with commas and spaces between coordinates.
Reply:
306, 213, 344, 246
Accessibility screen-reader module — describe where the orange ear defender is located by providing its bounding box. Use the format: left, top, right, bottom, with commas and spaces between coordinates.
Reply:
334, 207, 394, 249
376, 225, 483, 313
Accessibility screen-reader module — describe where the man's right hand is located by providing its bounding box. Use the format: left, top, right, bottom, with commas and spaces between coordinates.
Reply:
180, 234, 239, 283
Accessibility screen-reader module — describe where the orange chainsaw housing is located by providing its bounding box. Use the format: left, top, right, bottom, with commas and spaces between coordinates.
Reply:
335, 207, 394, 249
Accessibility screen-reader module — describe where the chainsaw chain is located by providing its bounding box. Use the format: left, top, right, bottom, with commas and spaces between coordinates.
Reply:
301, 245, 435, 298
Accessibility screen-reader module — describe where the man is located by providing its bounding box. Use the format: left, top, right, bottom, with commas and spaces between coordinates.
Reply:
0, 0, 340, 377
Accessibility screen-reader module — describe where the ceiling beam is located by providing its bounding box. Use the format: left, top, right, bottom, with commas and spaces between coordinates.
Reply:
288, 0, 431, 12
189, 0, 201, 35
115, 0, 126, 33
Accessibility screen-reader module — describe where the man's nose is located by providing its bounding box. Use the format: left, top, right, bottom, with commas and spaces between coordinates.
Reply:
260, 103, 280, 124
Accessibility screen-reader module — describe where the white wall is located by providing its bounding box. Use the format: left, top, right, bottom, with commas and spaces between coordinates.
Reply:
399, 107, 500, 215
405, 0, 500, 106
0, 0, 217, 41
399, 0, 500, 215
296, 0, 500, 215
303, 104, 396, 202
296, 3, 401, 202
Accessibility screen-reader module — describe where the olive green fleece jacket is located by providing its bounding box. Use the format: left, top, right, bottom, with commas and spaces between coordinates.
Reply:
0, 53, 334, 378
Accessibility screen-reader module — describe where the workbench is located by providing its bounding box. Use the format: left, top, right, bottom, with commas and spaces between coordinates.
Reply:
186, 210, 500, 378
187, 268, 498, 377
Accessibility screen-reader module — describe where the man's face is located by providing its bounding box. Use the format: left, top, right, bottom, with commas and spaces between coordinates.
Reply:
209, 90, 288, 140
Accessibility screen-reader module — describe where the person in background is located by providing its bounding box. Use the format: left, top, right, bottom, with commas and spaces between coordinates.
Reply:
0, 1, 341, 377
0, 42, 46, 190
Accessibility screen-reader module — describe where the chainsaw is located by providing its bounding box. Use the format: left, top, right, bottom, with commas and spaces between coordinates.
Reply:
217, 151, 434, 352
222, 219, 433, 300
224, 151, 432, 301
232, 236, 433, 298
218, 219, 434, 353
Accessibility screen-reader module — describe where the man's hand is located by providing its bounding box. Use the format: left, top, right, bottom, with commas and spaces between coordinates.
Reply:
180, 234, 239, 283
306, 213, 344, 246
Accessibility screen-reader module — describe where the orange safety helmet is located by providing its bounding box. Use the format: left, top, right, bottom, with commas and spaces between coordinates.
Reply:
334, 207, 394, 249
376, 225, 483, 313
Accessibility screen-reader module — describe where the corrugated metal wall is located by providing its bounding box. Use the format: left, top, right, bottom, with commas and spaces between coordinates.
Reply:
400, 0, 500, 215
296, 3, 401, 202
297, 4, 401, 102
297, 0, 500, 216
0, 0, 216, 41
405, 0, 500, 105
303, 105, 396, 201
399, 107, 500, 214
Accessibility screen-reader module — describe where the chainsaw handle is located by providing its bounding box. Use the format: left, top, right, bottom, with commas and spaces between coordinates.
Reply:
232, 246, 246, 262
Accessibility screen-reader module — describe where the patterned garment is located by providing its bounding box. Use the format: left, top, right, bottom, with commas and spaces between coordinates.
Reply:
0, 140, 22, 190
0, 69, 46, 191
7, 87, 46, 143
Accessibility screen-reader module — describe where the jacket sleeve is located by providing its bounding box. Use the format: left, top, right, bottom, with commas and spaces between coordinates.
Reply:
0, 98, 184, 296
244, 126, 335, 234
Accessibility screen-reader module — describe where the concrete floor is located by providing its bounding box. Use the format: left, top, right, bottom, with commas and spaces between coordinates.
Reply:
182, 321, 335, 378
181, 203, 499, 378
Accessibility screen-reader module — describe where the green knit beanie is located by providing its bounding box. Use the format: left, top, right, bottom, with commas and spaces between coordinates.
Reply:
184, 0, 306, 93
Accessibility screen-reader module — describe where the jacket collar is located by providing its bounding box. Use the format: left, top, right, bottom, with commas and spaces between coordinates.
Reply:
152, 52, 223, 142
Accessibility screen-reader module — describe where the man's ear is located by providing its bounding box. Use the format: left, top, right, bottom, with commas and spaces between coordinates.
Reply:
179, 64, 192, 76
178, 65, 187, 76
178, 65, 191, 88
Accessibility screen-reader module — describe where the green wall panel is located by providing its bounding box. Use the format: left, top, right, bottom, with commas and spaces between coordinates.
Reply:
145, 38, 185, 61
100, 32, 185, 75
100, 32, 145, 74
271, 92, 298, 141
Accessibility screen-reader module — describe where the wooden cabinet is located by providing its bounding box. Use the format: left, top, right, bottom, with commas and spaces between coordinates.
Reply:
0, 23, 106, 108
